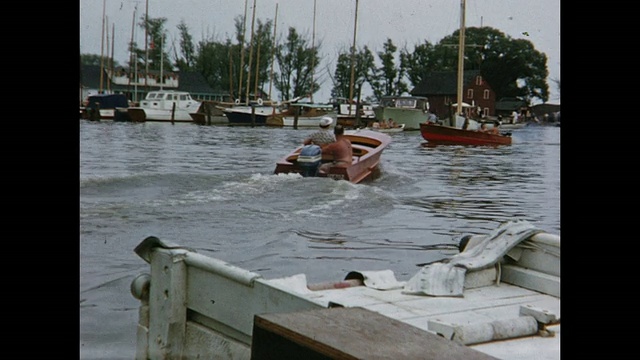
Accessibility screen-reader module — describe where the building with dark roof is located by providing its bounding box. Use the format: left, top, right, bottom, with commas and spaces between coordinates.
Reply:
410, 70, 496, 119
79, 64, 228, 104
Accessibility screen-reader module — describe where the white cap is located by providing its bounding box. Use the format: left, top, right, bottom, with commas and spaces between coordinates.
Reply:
319, 117, 333, 127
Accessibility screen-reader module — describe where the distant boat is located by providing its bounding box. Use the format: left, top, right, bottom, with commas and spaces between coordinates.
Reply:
127, 90, 201, 123
374, 96, 430, 131
266, 102, 335, 127
419, 0, 512, 146
223, 102, 282, 126
336, 103, 376, 128
81, 93, 129, 121
368, 122, 405, 133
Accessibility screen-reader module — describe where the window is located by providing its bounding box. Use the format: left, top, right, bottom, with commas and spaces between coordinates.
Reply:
467, 89, 473, 99
483, 89, 490, 99
476, 76, 482, 85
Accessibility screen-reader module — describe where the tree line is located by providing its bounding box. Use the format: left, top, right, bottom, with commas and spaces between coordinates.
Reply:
81, 14, 554, 105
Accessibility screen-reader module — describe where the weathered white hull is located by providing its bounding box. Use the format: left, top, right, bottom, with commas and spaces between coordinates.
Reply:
281, 115, 334, 127
130, 220, 559, 359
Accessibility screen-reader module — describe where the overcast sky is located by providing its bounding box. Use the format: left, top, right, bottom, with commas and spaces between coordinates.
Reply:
79, 0, 560, 104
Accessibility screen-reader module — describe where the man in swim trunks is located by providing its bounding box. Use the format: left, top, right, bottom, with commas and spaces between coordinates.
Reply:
319, 124, 352, 174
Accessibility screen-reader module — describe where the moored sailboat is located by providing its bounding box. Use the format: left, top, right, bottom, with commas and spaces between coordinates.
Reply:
420, 0, 511, 146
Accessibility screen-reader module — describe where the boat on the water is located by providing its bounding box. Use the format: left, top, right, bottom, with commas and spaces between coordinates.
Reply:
223, 103, 282, 126
420, 122, 512, 146
368, 122, 405, 133
418, 0, 512, 146
130, 219, 560, 359
374, 96, 430, 131
127, 90, 201, 123
266, 102, 335, 128
335, 103, 376, 128
80, 93, 129, 121
273, 128, 391, 184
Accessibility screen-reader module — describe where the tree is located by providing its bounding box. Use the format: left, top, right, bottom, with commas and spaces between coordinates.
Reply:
435, 26, 549, 103
330, 46, 375, 102
274, 27, 320, 101
370, 38, 408, 100
81, 53, 119, 68
130, 16, 172, 73
176, 20, 196, 72
400, 40, 436, 91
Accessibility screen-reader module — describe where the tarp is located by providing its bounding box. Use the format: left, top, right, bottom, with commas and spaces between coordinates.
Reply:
402, 220, 543, 297
87, 93, 129, 109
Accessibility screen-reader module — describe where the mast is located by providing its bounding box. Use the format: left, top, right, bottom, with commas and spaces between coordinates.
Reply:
245, 0, 257, 105
455, 0, 466, 122
109, 21, 115, 93
348, 0, 359, 115
99, 0, 106, 93
309, 0, 317, 103
238, 0, 249, 103
268, 3, 278, 100
144, 0, 149, 93
159, 32, 164, 90
129, 5, 137, 102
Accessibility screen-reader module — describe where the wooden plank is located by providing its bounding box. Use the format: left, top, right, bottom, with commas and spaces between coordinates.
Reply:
251, 307, 498, 360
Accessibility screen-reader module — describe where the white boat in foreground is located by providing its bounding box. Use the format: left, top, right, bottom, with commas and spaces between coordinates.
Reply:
130, 220, 559, 359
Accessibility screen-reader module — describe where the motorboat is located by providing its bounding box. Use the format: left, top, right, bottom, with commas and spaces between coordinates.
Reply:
273, 129, 391, 184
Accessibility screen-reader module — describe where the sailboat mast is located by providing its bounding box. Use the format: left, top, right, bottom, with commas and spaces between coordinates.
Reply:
144, 0, 149, 93
109, 21, 115, 93
348, 0, 359, 115
99, 0, 106, 93
309, 0, 317, 103
456, 0, 466, 118
238, 0, 249, 102
245, 0, 257, 105
268, 3, 278, 101
129, 6, 137, 102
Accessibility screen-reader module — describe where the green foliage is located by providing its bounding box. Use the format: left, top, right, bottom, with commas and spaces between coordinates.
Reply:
330, 46, 375, 102
432, 27, 549, 103
370, 38, 408, 100
81, 53, 120, 68
400, 40, 435, 87
176, 20, 195, 71
274, 27, 320, 101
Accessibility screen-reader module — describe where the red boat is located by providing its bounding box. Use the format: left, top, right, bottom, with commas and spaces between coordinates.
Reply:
274, 129, 392, 184
420, 122, 512, 146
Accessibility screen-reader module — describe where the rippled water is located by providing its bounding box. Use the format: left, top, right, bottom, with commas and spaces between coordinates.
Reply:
79, 120, 560, 359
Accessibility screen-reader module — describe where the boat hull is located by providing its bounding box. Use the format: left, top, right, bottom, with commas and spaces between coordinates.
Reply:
129, 221, 560, 360
224, 106, 281, 126
374, 107, 429, 131
274, 129, 392, 184
420, 122, 512, 146
126, 107, 197, 122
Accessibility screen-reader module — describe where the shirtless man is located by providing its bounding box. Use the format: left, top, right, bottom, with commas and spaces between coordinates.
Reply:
319, 125, 352, 174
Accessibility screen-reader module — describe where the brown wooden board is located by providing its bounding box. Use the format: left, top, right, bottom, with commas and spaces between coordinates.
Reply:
251, 307, 498, 360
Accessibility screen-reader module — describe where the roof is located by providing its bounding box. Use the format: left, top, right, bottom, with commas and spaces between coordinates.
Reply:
79, 64, 217, 95
411, 70, 481, 96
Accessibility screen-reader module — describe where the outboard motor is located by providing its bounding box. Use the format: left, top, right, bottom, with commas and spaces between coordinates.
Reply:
297, 144, 322, 177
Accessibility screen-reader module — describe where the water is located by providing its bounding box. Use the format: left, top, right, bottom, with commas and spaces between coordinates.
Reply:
79, 121, 560, 359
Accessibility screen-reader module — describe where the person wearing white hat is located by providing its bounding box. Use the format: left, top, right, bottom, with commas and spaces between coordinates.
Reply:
303, 116, 336, 147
